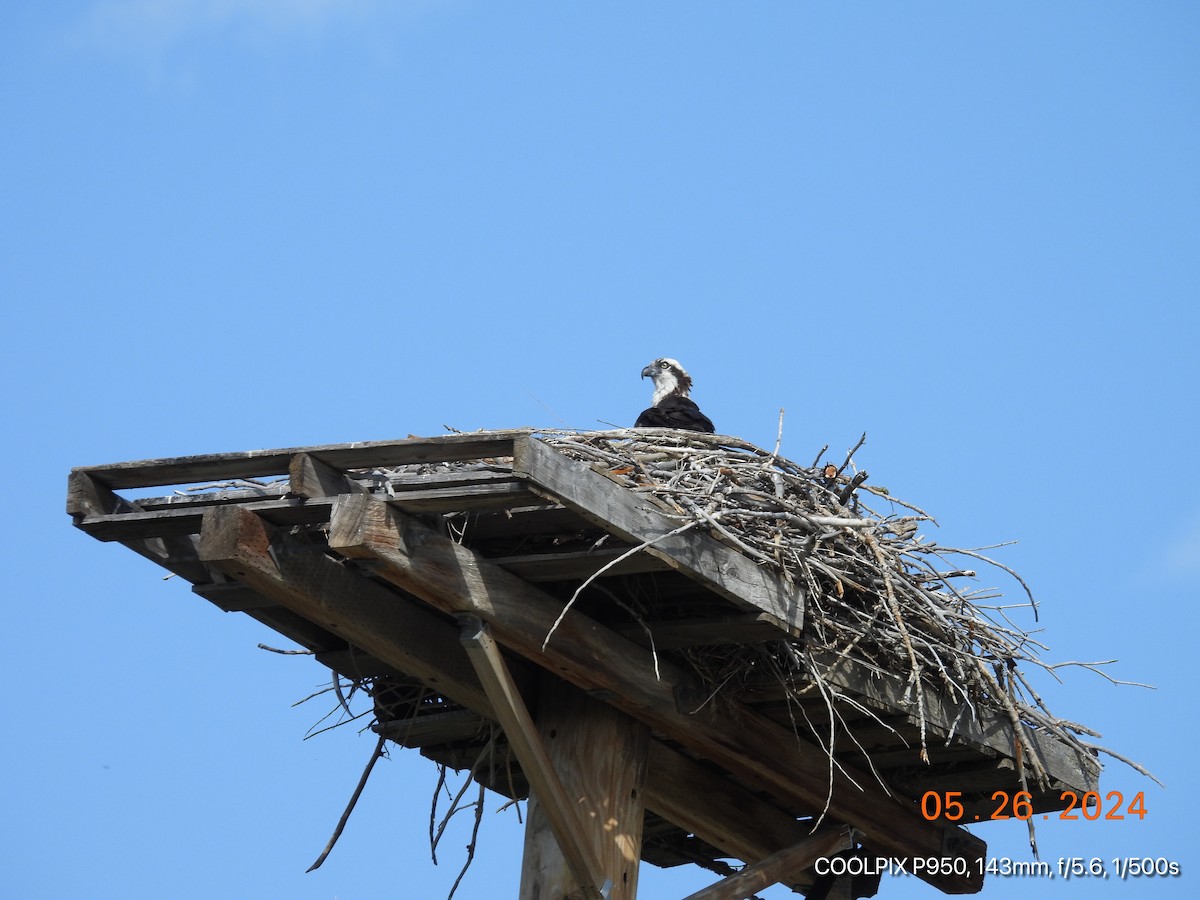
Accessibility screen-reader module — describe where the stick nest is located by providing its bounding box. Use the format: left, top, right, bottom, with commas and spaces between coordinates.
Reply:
527, 428, 1150, 789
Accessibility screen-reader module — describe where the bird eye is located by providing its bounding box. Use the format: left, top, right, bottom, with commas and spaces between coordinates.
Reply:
659, 361, 669, 369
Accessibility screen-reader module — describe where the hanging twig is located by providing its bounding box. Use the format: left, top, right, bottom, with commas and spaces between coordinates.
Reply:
306, 733, 388, 872
446, 781, 487, 900
542, 519, 700, 650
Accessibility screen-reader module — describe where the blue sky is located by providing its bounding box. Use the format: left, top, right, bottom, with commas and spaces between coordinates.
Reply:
2, 2, 1196, 897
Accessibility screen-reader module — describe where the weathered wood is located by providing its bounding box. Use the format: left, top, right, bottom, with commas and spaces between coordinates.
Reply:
328, 493, 985, 894
77, 497, 329, 541
68, 470, 221, 587
184, 507, 871, 876
489, 548, 671, 582
192, 581, 276, 612
375, 708, 491, 748
77, 482, 540, 542
618, 613, 783, 649
512, 435, 804, 634
681, 826, 853, 900
460, 619, 609, 900
643, 742, 821, 884
289, 452, 367, 499
383, 481, 538, 513
75, 431, 524, 490
518, 673, 649, 900
197, 505, 491, 716
66, 469, 136, 519
807, 649, 1100, 798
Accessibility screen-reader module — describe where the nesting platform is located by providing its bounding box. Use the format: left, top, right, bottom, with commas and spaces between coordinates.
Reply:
68, 430, 1100, 898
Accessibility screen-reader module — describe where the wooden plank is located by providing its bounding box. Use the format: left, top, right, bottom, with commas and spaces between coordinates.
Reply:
385, 469, 522, 491
75, 431, 523, 490
383, 481, 538, 513
131, 484, 291, 511
489, 548, 671, 582
460, 619, 609, 900
327, 493, 986, 894
512, 436, 804, 633
77, 497, 330, 541
375, 708, 492, 748
806, 649, 1100, 798
75, 483, 538, 541
618, 613, 783, 649
681, 826, 853, 900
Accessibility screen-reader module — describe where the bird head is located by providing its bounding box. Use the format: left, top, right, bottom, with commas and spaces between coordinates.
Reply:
641, 358, 693, 404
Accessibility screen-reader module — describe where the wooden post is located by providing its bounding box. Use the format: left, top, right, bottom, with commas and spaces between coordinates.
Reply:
520, 674, 650, 900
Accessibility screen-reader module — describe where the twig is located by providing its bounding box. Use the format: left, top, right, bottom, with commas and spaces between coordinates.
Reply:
306, 733, 387, 872
446, 781, 487, 900
257, 643, 314, 655
543, 519, 700, 650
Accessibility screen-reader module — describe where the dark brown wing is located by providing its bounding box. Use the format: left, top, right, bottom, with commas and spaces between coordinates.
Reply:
635, 396, 715, 433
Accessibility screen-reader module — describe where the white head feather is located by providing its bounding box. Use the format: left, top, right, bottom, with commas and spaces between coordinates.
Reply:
642, 358, 692, 406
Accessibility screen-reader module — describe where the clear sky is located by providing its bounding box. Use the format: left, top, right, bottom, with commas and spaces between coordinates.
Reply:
2, 2, 1196, 898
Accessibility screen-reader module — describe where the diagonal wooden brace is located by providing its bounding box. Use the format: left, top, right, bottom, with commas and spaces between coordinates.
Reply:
459, 616, 610, 900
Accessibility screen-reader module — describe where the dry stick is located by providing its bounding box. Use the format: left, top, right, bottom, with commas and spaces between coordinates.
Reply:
304, 706, 374, 741
761, 407, 785, 470
1046, 660, 1157, 688
971, 657, 1049, 787
865, 532, 929, 761
430, 765, 449, 865
838, 432, 868, 476
446, 781, 487, 900
307, 733, 388, 872
1077, 743, 1165, 787
542, 518, 700, 649
257, 643, 315, 655
591, 582, 662, 681
951, 546, 1039, 621
332, 670, 353, 717
430, 733, 500, 862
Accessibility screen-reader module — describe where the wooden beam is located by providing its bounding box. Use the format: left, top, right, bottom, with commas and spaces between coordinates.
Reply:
512, 435, 804, 634
806, 649, 1100, 797
518, 674, 648, 900
459, 618, 609, 900
187, 507, 863, 877
327, 493, 985, 894
681, 826, 853, 900
197, 505, 492, 716
643, 742, 818, 882
74, 431, 523, 491
67, 469, 217, 585
289, 452, 367, 499
76, 497, 329, 541
488, 548, 671, 582
617, 613, 782, 649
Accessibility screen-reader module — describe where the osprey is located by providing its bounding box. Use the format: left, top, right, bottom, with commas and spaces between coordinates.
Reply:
635, 358, 715, 433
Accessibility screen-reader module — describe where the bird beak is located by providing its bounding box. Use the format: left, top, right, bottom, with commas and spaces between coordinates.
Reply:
640, 365, 654, 379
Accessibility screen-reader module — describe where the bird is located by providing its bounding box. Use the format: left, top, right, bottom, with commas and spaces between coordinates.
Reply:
635, 357, 715, 433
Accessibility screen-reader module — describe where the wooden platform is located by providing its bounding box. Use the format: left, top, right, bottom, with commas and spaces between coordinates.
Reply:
68, 431, 1101, 897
